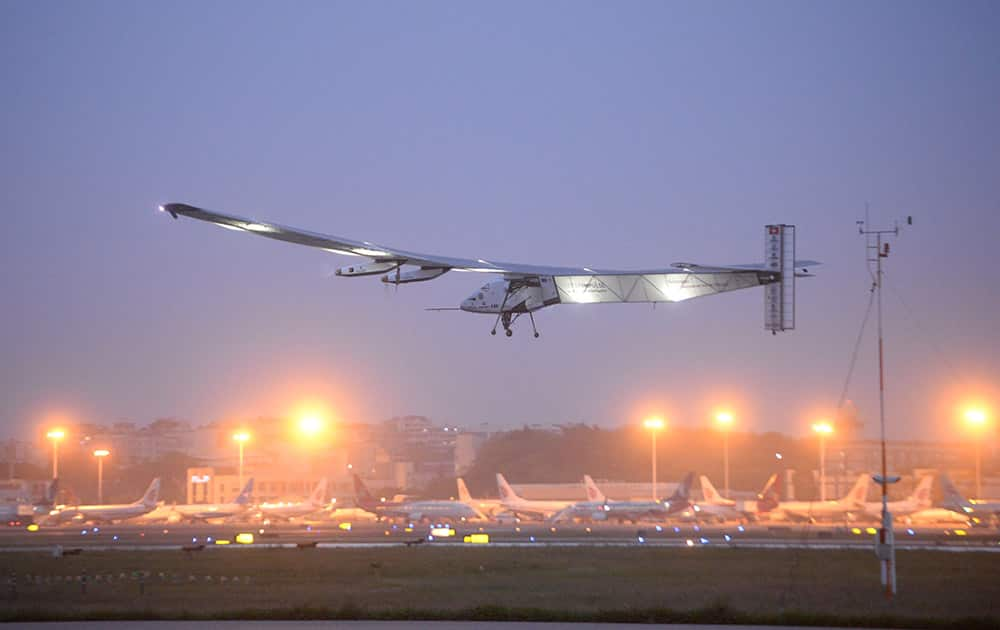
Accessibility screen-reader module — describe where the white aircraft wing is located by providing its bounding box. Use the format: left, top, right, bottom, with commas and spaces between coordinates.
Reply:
162, 202, 599, 276
161, 203, 805, 304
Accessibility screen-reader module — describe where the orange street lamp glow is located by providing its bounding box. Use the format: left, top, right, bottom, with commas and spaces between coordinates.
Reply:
643, 417, 665, 431
715, 411, 734, 427
298, 415, 324, 436
811, 421, 834, 435
93, 449, 110, 458
964, 408, 987, 427
46, 429, 66, 441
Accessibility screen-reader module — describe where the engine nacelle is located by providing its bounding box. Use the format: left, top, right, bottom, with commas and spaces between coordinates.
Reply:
381, 267, 449, 284
336, 261, 402, 277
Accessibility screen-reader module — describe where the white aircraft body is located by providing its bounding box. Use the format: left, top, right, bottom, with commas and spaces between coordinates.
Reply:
457, 478, 505, 518
134, 501, 183, 524
258, 478, 327, 520
694, 475, 753, 522
353, 475, 484, 522
0, 479, 58, 525
934, 474, 995, 524
161, 203, 815, 337
171, 479, 254, 522
861, 475, 934, 519
495, 474, 573, 520
50, 478, 161, 523
770, 474, 869, 523
905, 508, 972, 526
551, 474, 694, 523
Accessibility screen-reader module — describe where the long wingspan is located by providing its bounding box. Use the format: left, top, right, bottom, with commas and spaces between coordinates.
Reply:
162, 203, 604, 276
160, 203, 801, 290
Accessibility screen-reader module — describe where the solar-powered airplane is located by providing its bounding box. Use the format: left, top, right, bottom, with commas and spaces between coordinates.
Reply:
160, 203, 814, 337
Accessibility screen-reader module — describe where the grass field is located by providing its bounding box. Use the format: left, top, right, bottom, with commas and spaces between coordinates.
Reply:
1, 546, 998, 626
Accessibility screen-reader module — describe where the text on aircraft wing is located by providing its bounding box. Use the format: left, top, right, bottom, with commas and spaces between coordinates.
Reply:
160, 203, 777, 282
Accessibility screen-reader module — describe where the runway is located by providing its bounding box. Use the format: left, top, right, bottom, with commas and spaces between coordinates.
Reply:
2, 520, 997, 553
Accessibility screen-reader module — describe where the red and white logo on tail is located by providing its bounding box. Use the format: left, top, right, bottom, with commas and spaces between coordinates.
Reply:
583, 475, 606, 502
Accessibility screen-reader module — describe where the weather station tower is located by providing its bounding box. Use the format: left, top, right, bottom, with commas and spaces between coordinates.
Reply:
857, 212, 912, 598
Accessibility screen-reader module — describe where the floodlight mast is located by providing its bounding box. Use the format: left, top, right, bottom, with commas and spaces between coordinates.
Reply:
857, 212, 911, 599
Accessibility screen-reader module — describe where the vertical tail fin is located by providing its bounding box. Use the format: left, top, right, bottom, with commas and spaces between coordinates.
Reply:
938, 473, 974, 513
308, 478, 327, 506
842, 474, 869, 505
764, 224, 796, 332
496, 474, 521, 503
699, 475, 723, 504
669, 472, 694, 503
756, 473, 780, 512
138, 478, 161, 507
908, 475, 934, 509
583, 475, 606, 502
353, 474, 379, 512
456, 478, 473, 504
234, 478, 254, 505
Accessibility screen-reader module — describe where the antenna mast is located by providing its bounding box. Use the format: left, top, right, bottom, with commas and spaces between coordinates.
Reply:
856, 210, 911, 598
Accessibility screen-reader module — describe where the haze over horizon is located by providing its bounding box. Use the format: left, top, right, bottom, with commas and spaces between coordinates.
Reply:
4, 1, 999, 443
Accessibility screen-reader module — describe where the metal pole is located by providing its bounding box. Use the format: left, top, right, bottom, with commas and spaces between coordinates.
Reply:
52, 441, 59, 479
819, 434, 826, 501
723, 431, 730, 499
97, 457, 104, 504
877, 233, 887, 510
975, 439, 981, 499
651, 430, 657, 501
238, 441, 245, 492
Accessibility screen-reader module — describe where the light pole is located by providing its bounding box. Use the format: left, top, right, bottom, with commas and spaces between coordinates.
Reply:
715, 411, 734, 498
93, 449, 109, 503
964, 408, 988, 499
46, 429, 65, 479
812, 421, 833, 501
643, 417, 665, 501
232, 431, 250, 492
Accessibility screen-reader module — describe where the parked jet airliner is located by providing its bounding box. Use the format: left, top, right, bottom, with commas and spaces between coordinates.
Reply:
48, 478, 160, 524
258, 478, 327, 521
171, 479, 255, 522
353, 475, 484, 523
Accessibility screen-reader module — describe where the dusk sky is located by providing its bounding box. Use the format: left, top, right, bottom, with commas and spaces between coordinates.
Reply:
4, 1, 999, 442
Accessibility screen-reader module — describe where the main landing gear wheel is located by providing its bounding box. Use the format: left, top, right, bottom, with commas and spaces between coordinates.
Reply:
505, 329, 513, 337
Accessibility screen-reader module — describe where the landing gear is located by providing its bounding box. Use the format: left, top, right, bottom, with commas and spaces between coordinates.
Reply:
487, 281, 542, 338
489, 311, 541, 338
